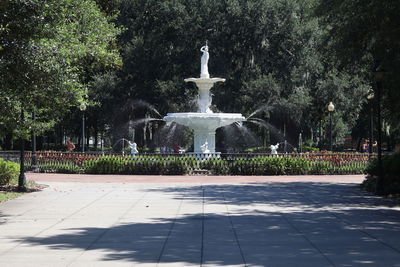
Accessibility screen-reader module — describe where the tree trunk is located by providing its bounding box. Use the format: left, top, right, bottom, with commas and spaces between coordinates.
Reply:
4, 133, 13, 150
94, 118, 98, 150
86, 129, 90, 150
59, 124, 64, 146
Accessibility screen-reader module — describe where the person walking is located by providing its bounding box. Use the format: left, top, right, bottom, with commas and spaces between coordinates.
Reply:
67, 140, 75, 151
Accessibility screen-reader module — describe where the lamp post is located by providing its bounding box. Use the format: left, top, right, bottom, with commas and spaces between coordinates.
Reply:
31, 111, 37, 171
366, 89, 375, 157
373, 66, 385, 195
18, 108, 26, 192
299, 132, 303, 153
327, 102, 335, 151
79, 103, 87, 153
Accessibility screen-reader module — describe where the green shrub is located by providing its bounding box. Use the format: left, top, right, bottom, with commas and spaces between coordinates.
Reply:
34, 160, 82, 174
257, 156, 286, 175
362, 152, 400, 195
28, 153, 368, 176
163, 158, 187, 175
198, 155, 364, 176
302, 145, 320, 152
309, 161, 332, 175
83, 156, 124, 174
83, 155, 188, 175
228, 158, 253, 175
37, 162, 81, 174
0, 159, 19, 185
284, 157, 310, 175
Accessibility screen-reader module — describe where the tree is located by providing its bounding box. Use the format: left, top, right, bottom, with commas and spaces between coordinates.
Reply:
0, 0, 121, 188
113, 0, 330, 147
0, 0, 121, 144
316, 0, 400, 146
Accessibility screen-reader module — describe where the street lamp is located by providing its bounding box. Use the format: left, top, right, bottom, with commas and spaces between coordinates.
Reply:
373, 65, 385, 195
18, 108, 26, 192
299, 132, 303, 153
366, 89, 375, 156
79, 103, 87, 153
327, 102, 335, 152
31, 111, 38, 171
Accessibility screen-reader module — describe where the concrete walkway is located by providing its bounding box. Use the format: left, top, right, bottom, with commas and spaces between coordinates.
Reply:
1, 174, 400, 267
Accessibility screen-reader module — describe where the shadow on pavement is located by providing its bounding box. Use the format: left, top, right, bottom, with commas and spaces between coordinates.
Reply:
15, 182, 400, 266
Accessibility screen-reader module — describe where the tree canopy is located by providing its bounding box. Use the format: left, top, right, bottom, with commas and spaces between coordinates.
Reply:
0, 0, 121, 141
316, 0, 400, 147
1, 0, 399, 151
107, 0, 373, 148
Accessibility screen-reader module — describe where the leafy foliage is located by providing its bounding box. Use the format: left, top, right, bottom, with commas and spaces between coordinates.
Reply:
316, 0, 400, 146
26, 152, 367, 175
0, 159, 19, 186
0, 0, 121, 141
363, 153, 400, 195
1, 0, 398, 153
83, 155, 188, 175
120, 0, 319, 112
105, 0, 375, 149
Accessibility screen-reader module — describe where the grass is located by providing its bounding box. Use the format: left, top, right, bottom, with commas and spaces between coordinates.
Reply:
0, 177, 42, 204
0, 191, 23, 203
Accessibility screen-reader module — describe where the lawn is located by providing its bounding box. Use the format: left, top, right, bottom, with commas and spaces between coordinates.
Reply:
0, 191, 23, 203
0, 178, 40, 203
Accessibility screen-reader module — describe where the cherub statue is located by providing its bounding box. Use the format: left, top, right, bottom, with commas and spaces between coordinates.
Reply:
128, 141, 138, 155
270, 143, 279, 155
200, 140, 210, 153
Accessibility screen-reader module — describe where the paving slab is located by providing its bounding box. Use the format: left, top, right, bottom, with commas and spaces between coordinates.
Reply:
0, 174, 400, 266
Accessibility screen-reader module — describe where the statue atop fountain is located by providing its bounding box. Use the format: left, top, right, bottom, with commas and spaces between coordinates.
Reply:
164, 43, 245, 154
184, 43, 225, 113
200, 44, 209, 78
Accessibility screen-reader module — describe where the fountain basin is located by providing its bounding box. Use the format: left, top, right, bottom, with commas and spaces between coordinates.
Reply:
164, 112, 245, 153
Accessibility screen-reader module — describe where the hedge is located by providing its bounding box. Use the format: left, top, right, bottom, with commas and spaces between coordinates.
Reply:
25, 153, 367, 176
82, 155, 192, 175
0, 158, 19, 185
362, 152, 400, 195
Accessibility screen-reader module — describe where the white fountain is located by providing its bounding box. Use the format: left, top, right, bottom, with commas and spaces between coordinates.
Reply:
163, 43, 245, 154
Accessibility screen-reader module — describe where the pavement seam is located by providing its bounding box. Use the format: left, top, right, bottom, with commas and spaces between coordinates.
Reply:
222, 191, 248, 267
65, 191, 148, 267
255, 184, 337, 267
0, 188, 116, 257
200, 186, 205, 267
156, 189, 185, 266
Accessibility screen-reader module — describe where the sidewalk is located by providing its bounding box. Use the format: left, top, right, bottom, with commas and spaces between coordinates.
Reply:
26, 173, 365, 184
1, 174, 400, 266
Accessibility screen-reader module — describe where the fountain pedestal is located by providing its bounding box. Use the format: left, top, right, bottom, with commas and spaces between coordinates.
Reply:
194, 130, 214, 153
184, 77, 225, 113
164, 112, 245, 153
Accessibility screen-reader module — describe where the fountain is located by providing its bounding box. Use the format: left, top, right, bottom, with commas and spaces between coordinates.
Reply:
163, 43, 245, 153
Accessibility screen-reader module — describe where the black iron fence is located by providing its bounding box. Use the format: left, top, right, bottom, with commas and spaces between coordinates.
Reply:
0, 150, 374, 175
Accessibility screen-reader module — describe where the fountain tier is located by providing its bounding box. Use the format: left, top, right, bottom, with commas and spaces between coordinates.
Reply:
164, 112, 245, 153
184, 77, 225, 113
162, 43, 245, 153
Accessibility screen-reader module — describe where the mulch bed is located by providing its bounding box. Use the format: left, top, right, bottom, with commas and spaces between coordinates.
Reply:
0, 183, 48, 193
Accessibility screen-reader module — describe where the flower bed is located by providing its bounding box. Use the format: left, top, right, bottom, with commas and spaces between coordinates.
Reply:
0, 151, 371, 176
